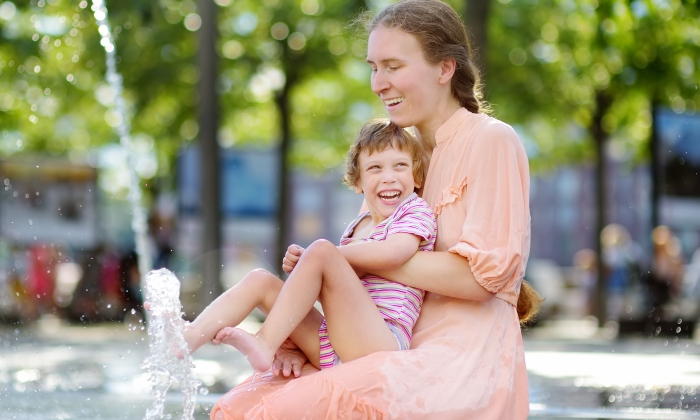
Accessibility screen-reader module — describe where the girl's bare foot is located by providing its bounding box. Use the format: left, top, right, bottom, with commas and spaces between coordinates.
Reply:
215, 327, 275, 373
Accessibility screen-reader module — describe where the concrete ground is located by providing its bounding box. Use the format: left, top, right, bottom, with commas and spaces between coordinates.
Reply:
1, 316, 699, 419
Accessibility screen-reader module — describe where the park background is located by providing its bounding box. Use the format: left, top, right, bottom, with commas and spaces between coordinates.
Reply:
1, 0, 700, 418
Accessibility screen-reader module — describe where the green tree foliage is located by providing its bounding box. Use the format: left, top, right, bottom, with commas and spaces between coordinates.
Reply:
214, 0, 379, 168
0, 0, 197, 195
488, 0, 700, 171
0, 0, 381, 190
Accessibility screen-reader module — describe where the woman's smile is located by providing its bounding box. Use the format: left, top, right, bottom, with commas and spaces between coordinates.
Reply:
383, 97, 405, 108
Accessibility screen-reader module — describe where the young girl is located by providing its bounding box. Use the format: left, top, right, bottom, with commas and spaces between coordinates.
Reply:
180, 118, 437, 373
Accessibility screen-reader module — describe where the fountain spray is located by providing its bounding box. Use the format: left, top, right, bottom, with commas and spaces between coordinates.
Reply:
90, 2, 200, 419
90, 0, 151, 280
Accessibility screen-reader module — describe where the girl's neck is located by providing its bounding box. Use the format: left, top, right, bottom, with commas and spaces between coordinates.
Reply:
369, 212, 387, 226
351, 211, 385, 239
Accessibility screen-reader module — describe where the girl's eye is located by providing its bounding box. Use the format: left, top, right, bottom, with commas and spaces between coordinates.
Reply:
396, 162, 409, 167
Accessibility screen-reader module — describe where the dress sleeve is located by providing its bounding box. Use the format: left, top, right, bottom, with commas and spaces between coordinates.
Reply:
386, 199, 437, 246
447, 122, 530, 294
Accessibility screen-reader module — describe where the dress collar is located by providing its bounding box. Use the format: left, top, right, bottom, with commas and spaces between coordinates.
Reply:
434, 108, 473, 147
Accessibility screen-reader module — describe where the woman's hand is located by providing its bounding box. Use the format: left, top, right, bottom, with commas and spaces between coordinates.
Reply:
282, 245, 305, 274
271, 339, 307, 378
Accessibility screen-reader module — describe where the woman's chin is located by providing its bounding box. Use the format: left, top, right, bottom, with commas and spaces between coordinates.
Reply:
387, 113, 413, 129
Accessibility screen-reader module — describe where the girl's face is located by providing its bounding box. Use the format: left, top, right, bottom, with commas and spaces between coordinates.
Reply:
355, 145, 418, 223
366, 26, 447, 133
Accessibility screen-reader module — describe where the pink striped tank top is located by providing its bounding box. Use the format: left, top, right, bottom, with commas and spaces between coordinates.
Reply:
318, 193, 436, 368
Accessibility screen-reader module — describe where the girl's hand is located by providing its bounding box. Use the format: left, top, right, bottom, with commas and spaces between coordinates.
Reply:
282, 245, 305, 274
271, 339, 307, 378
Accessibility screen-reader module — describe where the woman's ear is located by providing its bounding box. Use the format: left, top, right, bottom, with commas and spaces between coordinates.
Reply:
438, 58, 457, 85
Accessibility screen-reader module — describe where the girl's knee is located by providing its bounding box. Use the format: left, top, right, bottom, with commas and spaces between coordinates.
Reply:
235, 269, 281, 291
305, 239, 336, 257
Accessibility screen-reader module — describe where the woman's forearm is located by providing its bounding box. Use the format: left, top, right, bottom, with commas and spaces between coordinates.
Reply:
371, 251, 495, 302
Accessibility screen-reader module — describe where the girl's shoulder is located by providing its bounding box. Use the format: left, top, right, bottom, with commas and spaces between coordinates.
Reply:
384, 194, 437, 229
341, 212, 372, 241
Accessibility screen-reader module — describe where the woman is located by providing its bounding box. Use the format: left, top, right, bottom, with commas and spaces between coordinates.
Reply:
211, 0, 539, 418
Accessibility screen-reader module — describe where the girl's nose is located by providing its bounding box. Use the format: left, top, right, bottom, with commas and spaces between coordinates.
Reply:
382, 173, 397, 183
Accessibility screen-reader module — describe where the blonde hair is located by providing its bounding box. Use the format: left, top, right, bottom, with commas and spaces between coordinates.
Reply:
343, 119, 424, 189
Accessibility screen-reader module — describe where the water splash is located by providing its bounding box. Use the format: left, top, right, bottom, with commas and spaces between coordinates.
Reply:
141, 268, 200, 420
89, 3, 200, 417
90, 0, 151, 278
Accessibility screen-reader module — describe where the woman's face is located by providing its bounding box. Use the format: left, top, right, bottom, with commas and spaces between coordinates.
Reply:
366, 26, 445, 132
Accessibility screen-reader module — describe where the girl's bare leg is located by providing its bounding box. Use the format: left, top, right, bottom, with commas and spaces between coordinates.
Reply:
183, 268, 323, 359
222, 239, 398, 371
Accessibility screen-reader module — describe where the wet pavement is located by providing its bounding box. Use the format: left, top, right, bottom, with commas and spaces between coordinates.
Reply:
1, 316, 699, 419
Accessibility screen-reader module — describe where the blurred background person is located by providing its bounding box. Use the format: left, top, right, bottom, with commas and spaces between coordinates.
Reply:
601, 224, 644, 320
646, 226, 684, 318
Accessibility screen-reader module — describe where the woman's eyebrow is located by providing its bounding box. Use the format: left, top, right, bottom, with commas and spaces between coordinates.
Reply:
365, 57, 404, 65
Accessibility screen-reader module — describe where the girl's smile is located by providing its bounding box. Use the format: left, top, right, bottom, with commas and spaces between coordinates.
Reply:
355, 145, 418, 224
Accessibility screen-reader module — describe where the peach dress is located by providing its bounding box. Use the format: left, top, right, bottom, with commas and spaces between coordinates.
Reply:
211, 108, 531, 419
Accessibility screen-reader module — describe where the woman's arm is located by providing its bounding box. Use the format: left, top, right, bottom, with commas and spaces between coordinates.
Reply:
372, 251, 495, 302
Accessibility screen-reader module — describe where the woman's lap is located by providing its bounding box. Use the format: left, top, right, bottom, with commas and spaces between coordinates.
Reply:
211, 297, 529, 420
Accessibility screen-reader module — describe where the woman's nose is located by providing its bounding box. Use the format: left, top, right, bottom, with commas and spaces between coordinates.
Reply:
371, 71, 389, 95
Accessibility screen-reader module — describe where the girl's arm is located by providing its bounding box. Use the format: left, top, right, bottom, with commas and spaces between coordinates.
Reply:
336, 233, 421, 271
371, 251, 495, 302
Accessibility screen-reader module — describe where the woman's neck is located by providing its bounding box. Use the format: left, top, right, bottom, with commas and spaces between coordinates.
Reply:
414, 99, 462, 151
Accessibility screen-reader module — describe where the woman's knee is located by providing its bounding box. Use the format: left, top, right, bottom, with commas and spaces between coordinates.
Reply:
211, 409, 226, 420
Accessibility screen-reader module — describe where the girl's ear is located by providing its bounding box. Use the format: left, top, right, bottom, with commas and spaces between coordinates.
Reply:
438, 58, 457, 85
353, 184, 363, 194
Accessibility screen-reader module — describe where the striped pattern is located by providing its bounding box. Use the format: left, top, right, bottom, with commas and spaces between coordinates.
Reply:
318, 193, 437, 369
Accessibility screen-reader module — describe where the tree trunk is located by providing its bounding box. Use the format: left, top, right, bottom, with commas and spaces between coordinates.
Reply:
464, 0, 491, 79
275, 82, 292, 274
198, 0, 222, 309
650, 102, 661, 229
591, 92, 611, 326
274, 41, 300, 275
